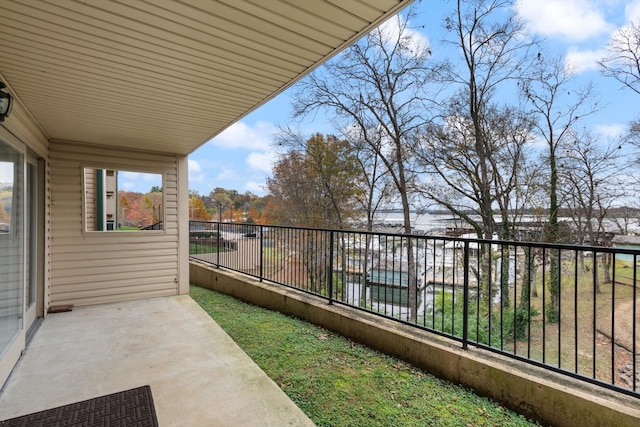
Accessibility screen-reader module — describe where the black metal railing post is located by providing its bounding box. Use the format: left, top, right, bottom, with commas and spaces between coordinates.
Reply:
259, 226, 264, 282
462, 240, 470, 350
213, 220, 219, 268
328, 230, 334, 304
634, 254, 638, 392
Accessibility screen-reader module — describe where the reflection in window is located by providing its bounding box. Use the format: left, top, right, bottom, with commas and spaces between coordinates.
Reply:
0, 161, 11, 234
84, 168, 163, 232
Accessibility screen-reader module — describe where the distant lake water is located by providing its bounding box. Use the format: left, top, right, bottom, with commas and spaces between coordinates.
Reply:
372, 212, 460, 233
372, 211, 640, 235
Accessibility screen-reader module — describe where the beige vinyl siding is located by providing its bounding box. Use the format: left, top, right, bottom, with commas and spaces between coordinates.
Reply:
0, 73, 49, 159
50, 141, 179, 306
84, 168, 96, 231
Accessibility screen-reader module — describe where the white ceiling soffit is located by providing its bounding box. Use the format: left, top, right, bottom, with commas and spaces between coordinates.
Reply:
0, 0, 408, 155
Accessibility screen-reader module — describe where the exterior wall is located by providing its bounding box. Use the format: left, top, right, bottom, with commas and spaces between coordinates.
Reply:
1, 90, 49, 159
190, 262, 640, 427
50, 141, 183, 306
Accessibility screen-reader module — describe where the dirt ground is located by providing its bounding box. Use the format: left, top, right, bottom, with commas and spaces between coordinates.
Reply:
516, 278, 639, 390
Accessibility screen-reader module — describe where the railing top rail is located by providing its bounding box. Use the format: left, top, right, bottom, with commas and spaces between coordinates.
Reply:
193, 220, 640, 255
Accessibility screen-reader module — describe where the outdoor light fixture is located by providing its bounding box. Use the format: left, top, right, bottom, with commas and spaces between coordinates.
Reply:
0, 82, 13, 123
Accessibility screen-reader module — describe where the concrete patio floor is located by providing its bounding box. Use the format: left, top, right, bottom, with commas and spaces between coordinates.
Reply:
0, 295, 315, 426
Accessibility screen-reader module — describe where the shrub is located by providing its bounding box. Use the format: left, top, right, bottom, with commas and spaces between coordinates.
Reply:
433, 291, 538, 346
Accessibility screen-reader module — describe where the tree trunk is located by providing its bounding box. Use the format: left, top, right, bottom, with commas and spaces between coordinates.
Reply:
531, 249, 539, 298
480, 243, 493, 332
519, 246, 532, 311
401, 204, 417, 323
501, 246, 510, 308
547, 150, 560, 323
602, 253, 611, 286
500, 220, 511, 308
361, 234, 372, 308
547, 253, 560, 323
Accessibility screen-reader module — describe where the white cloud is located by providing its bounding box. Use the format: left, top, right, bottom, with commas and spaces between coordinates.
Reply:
529, 132, 549, 150
209, 121, 276, 150
625, 0, 640, 22
202, 120, 280, 191
564, 47, 607, 73
377, 14, 431, 57
188, 159, 205, 184
594, 123, 626, 138
244, 180, 266, 194
214, 167, 236, 181
246, 151, 276, 173
516, 0, 613, 41
188, 159, 201, 172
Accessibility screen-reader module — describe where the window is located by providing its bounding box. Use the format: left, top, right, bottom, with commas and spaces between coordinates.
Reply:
83, 168, 164, 232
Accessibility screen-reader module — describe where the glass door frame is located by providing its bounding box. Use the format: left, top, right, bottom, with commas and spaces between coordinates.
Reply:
24, 152, 43, 329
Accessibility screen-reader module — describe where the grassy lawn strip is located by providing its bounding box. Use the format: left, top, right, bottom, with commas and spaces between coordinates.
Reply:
190, 286, 541, 427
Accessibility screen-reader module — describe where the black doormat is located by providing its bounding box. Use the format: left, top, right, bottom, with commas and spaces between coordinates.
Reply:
0, 385, 158, 427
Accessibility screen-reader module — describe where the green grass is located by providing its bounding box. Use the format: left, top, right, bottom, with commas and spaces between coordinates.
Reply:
190, 285, 542, 427
189, 243, 222, 254
189, 243, 231, 254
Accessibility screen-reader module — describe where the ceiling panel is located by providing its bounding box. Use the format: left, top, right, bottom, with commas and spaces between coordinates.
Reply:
0, 0, 408, 154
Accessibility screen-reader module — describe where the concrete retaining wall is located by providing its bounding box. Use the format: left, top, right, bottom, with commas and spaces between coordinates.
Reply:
190, 261, 640, 427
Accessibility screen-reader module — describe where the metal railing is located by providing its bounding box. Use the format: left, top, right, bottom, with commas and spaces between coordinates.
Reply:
189, 220, 639, 398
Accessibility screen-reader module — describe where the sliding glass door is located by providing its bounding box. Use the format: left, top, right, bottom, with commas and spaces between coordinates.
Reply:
0, 138, 24, 358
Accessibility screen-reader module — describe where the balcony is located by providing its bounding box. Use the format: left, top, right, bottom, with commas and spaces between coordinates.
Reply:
2, 220, 638, 426
190, 221, 640, 426
0, 295, 313, 425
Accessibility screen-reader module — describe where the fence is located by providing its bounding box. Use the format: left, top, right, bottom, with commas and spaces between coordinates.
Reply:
189, 221, 639, 398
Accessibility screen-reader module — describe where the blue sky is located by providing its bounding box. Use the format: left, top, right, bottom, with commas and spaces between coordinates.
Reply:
185, 0, 640, 197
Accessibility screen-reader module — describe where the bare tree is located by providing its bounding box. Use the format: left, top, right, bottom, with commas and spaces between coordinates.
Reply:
599, 21, 640, 96
560, 129, 625, 290
342, 126, 395, 233
428, 0, 538, 238
292, 9, 435, 236
520, 54, 599, 322
417, 107, 534, 239
610, 203, 640, 235
415, 0, 537, 316
626, 119, 640, 148
417, 105, 535, 309
291, 8, 437, 321
600, 20, 640, 206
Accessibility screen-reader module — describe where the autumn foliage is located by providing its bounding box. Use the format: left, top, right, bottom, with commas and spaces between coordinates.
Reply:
118, 190, 163, 226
